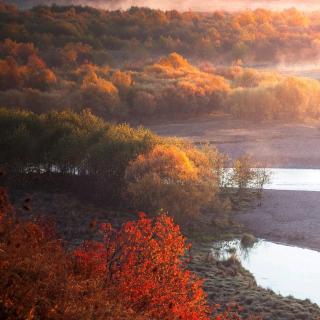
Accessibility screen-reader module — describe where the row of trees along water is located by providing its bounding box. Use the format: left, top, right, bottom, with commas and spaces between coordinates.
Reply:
0, 108, 268, 219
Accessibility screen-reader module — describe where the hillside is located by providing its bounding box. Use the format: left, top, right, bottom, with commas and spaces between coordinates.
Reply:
6, 0, 320, 11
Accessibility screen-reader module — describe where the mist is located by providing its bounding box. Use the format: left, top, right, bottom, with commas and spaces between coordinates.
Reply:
10, 0, 320, 11
105, 0, 320, 11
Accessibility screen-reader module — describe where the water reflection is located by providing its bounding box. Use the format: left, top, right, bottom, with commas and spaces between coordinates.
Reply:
223, 168, 320, 192
213, 239, 320, 304
265, 168, 320, 191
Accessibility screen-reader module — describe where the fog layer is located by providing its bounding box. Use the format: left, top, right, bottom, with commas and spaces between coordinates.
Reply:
9, 0, 320, 11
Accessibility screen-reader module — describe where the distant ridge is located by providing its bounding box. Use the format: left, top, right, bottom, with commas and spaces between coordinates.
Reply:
4, 1, 121, 10
5, 0, 320, 11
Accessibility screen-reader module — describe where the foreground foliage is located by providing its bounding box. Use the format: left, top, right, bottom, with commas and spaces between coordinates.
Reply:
0, 187, 252, 319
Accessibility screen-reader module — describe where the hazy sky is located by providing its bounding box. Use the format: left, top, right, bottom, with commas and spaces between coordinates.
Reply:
112, 0, 320, 11
9, 0, 320, 11
103, 0, 320, 11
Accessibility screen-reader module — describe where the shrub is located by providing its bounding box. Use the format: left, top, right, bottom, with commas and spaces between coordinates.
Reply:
125, 144, 219, 219
0, 187, 211, 320
240, 234, 257, 248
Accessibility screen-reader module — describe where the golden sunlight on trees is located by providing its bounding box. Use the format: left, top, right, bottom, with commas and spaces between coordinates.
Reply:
141, 53, 230, 116
1, 5, 320, 64
111, 70, 133, 94
61, 42, 92, 67
1, 36, 320, 122
125, 144, 219, 219
0, 108, 270, 210
229, 155, 270, 198
147, 52, 199, 77
227, 76, 320, 120
0, 40, 57, 92
81, 71, 121, 117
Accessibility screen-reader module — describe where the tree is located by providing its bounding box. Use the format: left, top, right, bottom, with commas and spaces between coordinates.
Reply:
0, 57, 22, 90
74, 212, 211, 320
81, 71, 121, 117
130, 90, 157, 117
0, 187, 212, 320
125, 144, 218, 219
111, 70, 133, 95
26, 68, 57, 91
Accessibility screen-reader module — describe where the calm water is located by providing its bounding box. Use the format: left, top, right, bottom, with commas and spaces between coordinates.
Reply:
265, 168, 320, 191
213, 240, 320, 304
214, 168, 320, 304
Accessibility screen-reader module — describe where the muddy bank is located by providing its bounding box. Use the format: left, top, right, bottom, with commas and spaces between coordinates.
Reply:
234, 190, 320, 251
148, 115, 320, 168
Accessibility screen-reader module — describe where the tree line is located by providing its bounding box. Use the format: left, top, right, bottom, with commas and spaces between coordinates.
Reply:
0, 108, 267, 219
1, 3, 319, 64
1, 39, 320, 122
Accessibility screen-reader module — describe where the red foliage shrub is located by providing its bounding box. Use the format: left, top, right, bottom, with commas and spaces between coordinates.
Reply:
75, 212, 210, 319
0, 188, 69, 319
0, 188, 252, 319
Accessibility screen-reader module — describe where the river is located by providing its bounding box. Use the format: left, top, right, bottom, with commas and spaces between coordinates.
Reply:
214, 168, 320, 305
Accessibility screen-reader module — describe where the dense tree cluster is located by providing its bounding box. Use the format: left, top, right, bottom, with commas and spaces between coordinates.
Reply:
1, 3, 320, 121
224, 69, 320, 120
0, 108, 159, 203
0, 39, 57, 91
1, 42, 319, 121
1, 3, 320, 64
0, 45, 231, 119
0, 108, 266, 217
125, 144, 221, 220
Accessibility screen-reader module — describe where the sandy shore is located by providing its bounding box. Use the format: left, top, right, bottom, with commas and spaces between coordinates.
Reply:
148, 114, 320, 168
234, 190, 320, 251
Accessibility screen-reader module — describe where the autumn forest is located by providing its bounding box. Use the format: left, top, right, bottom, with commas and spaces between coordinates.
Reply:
1, 1, 320, 320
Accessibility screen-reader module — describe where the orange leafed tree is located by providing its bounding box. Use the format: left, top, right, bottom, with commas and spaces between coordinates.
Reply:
0, 187, 211, 319
0, 186, 250, 319
74, 212, 211, 320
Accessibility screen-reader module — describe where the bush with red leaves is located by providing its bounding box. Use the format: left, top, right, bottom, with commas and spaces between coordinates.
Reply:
0, 187, 256, 320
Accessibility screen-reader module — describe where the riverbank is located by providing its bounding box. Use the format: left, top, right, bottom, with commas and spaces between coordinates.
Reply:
148, 114, 320, 168
149, 114, 320, 248
9, 188, 320, 320
233, 189, 320, 252
190, 241, 320, 320
147, 115, 320, 318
